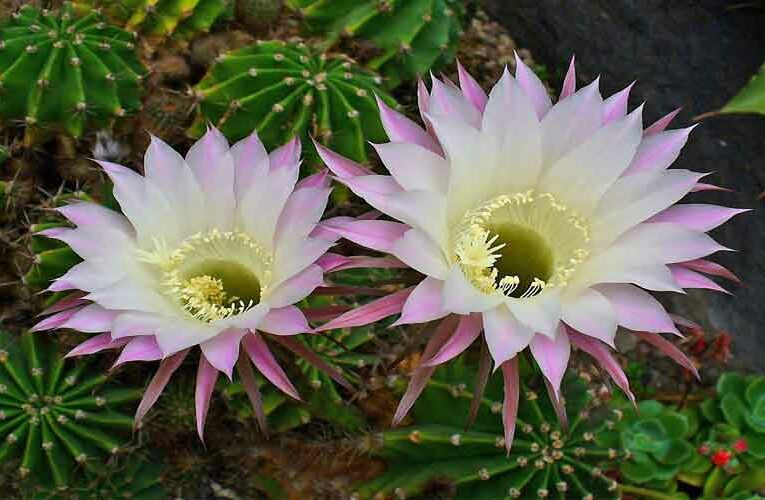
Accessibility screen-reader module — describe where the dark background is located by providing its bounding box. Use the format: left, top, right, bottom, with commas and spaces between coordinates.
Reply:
483, 0, 765, 371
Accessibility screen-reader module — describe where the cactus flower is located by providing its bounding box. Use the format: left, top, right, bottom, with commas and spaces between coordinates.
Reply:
33, 128, 345, 440
317, 56, 745, 452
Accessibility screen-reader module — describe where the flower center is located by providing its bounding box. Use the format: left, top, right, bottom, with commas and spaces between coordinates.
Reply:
453, 191, 590, 299
138, 229, 272, 323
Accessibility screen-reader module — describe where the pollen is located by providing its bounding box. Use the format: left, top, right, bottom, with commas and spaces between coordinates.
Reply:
453, 190, 590, 299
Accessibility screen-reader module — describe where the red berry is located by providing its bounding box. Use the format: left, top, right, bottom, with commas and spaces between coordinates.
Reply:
732, 439, 748, 453
711, 450, 733, 467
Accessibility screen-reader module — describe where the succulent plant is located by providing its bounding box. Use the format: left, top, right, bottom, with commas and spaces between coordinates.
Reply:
289, 0, 466, 88
22, 191, 92, 291
690, 373, 765, 498
220, 375, 313, 432
599, 400, 696, 495
0, 331, 142, 489
0, 3, 146, 143
189, 40, 397, 163
236, 0, 282, 29
31, 453, 165, 499
71, 0, 235, 45
355, 359, 624, 499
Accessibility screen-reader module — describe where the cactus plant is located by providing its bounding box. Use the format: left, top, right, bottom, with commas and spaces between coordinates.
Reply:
355, 360, 624, 499
599, 400, 697, 495
0, 3, 146, 143
0, 331, 142, 489
71, 0, 234, 45
22, 191, 93, 291
691, 373, 765, 498
221, 324, 377, 432
289, 0, 466, 88
31, 453, 165, 499
189, 40, 397, 163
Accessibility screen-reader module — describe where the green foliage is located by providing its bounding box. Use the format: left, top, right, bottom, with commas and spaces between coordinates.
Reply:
22, 191, 92, 290
601, 400, 696, 492
0, 3, 146, 142
289, 0, 466, 88
72, 0, 234, 44
221, 325, 377, 432
722, 61, 765, 116
691, 373, 765, 498
356, 360, 623, 499
31, 453, 165, 499
189, 40, 397, 163
0, 331, 142, 489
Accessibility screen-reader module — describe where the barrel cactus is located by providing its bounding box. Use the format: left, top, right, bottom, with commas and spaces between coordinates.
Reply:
0, 331, 141, 489
290, 0, 466, 88
31, 453, 165, 499
189, 40, 397, 163
0, 3, 146, 143
356, 360, 624, 499
71, 0, 234, 45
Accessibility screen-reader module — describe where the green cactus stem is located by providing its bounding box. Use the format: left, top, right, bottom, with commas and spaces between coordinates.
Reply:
0, 3, 146, 144
189, 40, 397, 163
0, 331, 142, 490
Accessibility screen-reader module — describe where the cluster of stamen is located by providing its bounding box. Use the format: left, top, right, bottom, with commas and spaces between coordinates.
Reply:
453, 190, 590, 298
137, 229, 271, 323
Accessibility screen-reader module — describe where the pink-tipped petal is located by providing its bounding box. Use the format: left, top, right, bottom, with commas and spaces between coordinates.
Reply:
59, 304, 117, 333
394, 277, 448, 327
500, 357, 520, 455
200, 329, 248, 379
319, 219, 409, 253
195, 354, 220, 443
373, 142, 448, 193
569, 330, 636, 406
65, 333, 129, 358
596, 284, 679, 335
269, 136, 301, 170
648, 204, 750, 232
268, 264, 325, 309
482, 305, 535, 368
423, 313, 482, 366
529, 329, 571, 398
135, 349, 189, 425
242, 332, 300, 400
544, 376, 569, 433
457, 61, 488, 113
315, 288, 413, 332
635, 331, 699, 379
680, 259, 741, 284
624, 126, 696, 176
231, 130, 269, 198
644, 108, 681, 136
296, 169, 329, 189
670, 265, 730, 294
559, 56, 576, 100
393, 316, 459, 425
270, 335, 353, 391
429, 76, 482, 128
314, 140, 372, 178
236, 351, 268, 436
56, 202, 134, 236
375, 95, 442, 154
37, 293, 88, 317
318, 254, 407, 273
692, 182, 733, 193
602, 83, 634, 124
259, 306, 311, 336
514, 52, 553, 119
31, 306, 85, 332
670, 314, 702, 332
113, 336, 162, 367
561, 288, 618, 347
303, 305, 353, 322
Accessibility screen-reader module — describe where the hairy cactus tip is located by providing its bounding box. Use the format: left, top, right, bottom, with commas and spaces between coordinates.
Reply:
316, 55, 747, 453
32, 127, 348, 441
